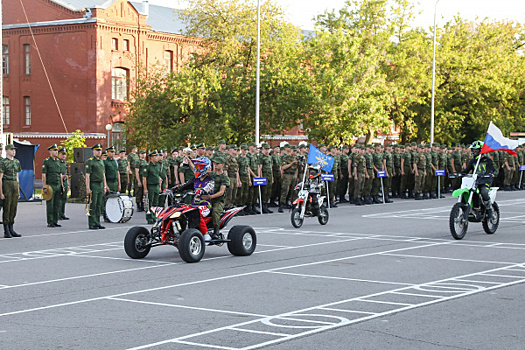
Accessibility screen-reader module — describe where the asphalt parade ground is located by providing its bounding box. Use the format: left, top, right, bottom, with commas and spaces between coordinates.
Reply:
1, 191, 525, 350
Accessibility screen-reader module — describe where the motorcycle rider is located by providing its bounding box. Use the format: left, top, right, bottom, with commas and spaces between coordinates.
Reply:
460, 140, 496, 218
297, 165, 324, 215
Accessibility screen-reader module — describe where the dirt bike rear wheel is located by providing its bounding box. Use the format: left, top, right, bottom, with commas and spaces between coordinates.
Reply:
482, 202, 500, 234
450, 203, 468, 240
124, 226, 151, 259
291, 207, 304, 228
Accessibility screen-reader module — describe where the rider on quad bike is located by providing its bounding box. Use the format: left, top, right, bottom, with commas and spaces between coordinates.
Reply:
460, 140, 496, 218
171, 156, 230, 241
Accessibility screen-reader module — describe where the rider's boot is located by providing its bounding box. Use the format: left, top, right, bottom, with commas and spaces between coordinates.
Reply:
484, 200, 494, 219
3, 224, 12, 238
212, 227, 220, 239
9, 224, 21, 237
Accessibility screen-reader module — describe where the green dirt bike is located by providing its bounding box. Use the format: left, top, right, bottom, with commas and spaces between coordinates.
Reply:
449, 173, 500, 240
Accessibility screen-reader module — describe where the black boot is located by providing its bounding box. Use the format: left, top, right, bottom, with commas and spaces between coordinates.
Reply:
355, 197, 364, 206
245, 205, 255, 215
385, 194, 393, 203
364, 196, 373, 205
3, 224, 12, 238
278, 204, 284, 213
373, 195, 382, 204
265, 204, 273, 214
9, 224, 21, 237
484, 200, 494, 219
252, 205, 261, 215
431, 191, 437, 199
212, 227, 221, 239
415, 193, 423, 200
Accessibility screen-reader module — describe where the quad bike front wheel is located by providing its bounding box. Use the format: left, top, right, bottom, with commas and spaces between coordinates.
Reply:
227, 225, 257, 256
450, 203, 468, 240
124, 226, 151, 259
178, 229, 205, 263
482, 202, 500, 234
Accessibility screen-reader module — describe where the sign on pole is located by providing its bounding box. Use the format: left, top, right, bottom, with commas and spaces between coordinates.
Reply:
253, 177, 266, 214
321, 173, 334, 208
435, 169, 445, 198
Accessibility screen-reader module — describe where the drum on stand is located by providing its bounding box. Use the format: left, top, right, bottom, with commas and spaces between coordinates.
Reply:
104, 193, 134, 223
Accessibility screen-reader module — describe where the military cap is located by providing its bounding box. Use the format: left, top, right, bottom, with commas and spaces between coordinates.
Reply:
318, 143, 326, 148
179, 146, 184, 151
171, 147, 178, 153
290, 145, 297, 150
149, 150, 158, 157
195, 143, 205, 149
217, 140, 226, 145
91, 143, 103, 151
5, 144, 17, 151
284, 143, 291, 148
212, 156, 226, 164
425, 144, 431, 148
248, 142, 257, 147
273, 144, 280, 149
298, 144, 306, 149
47, 144, 59, 151
119, 149, 126, 153
139, 149, 146, 154
262, 143, 270, 149
160, 149, 167, 153
239, 145, 247, 150
432, 142, 440, 147
58, 147, 67, 154
342, 145, 349, 149
232, 145, 240, 150
455, 143, 461, 147
101, 151, 107, 156
130, 145, 138, 150
205, 146, 213, 151
106, 146, 115, 152
440, 144, 446, 149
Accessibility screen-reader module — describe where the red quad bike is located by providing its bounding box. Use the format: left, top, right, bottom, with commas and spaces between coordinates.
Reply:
124, 190, 257, 263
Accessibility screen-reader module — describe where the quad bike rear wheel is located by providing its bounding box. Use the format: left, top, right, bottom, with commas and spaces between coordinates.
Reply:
228, 225, 257, 256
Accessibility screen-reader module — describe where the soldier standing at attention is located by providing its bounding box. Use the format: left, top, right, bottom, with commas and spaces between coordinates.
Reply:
118, 149, 129, 194
86, 143, 108, 229
353, 145, 367, 206
58, 147, 70, 220
215, 140, 227, 159
347, 144, 356, 203
392, 145, 402, 198
413, 144, 427, 200
127, 146, 139, 195
0, 144, 22, 238
383, 144, 394, 203
168, 148, 179, 188
247, 142, 261, 214
279, 144, 298, 213
260, 143, 274, 213
224, 145, 240, 210
42, 144, 63, 228
271, 145, 282, 207
236, 144, 251, 215
143, 150, 161, 223
134, 150, 147, 211
338, 145, 350, 203
104, 146, 120, 193
0, 144, 4, 219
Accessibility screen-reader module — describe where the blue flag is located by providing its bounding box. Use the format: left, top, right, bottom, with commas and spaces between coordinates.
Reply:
306, 144, 334, 173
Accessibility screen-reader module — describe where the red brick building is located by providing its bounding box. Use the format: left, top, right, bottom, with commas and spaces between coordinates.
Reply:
2, 0, 198, 176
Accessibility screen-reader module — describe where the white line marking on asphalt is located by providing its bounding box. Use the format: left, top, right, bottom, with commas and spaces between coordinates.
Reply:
390, 291, 441, 299
381, 253, 519, 265
267, 271, 415, 286
172, 340, 237, 350
229, 327, 289, 337
107, 297, 268, 318
318, 307, 377, 315
357, 299, 413, 306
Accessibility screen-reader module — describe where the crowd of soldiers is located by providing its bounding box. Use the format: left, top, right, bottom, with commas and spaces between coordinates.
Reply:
37, 140, 525, 231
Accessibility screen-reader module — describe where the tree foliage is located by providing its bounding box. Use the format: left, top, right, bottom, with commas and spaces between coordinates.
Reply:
60, 130, 86, 163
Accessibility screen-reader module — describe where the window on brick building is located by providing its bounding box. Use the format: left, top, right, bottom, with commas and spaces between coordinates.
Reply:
112, 68, 129, 101
2, 45, 8, 75
2, 97, 9, 125
112, 38, 118, 50
23, 44, 31, 75
164, 50, 173, 73
123, 39, 129, 51
24, 96, 31, 125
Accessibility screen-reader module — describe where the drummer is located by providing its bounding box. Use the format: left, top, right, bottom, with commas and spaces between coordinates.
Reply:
104, 146, 120, 193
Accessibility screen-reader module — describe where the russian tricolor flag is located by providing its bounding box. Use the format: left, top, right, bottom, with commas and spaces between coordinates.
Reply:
481, 121, 520, 156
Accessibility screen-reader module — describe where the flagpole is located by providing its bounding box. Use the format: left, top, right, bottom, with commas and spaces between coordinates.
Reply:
255, 0, 260, 146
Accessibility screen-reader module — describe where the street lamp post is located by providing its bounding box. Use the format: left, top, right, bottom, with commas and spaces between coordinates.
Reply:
430, 0, 440, 145
105, 124, 113, 147
255, 0, 261, 146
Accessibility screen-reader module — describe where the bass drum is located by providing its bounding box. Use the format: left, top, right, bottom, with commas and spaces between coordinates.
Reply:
104, 194, 134, 223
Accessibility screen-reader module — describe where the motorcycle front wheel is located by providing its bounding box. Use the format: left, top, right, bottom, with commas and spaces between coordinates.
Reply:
482, 202, 500, 234
291, 207, 304, 228
318, 207, 329, 225
450, 202, 469, 240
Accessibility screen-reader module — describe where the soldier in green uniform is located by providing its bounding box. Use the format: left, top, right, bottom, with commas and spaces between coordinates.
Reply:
279, 144, 298, 212
104, 146, 120, 193
58, 147, 70, 220
127, 146, 139, 196
362, 145, 375, 204
134, 150, 147, 211
347, 145, 356, 203
0, 144, 4, 219
86, 143, 109, 229
202, 157, 230, 238
0, 144, 22, 238
247, 142, 261, 214
143, 150, 162, 223
327, 146, 339, 207
353, 145, 367, 206
118, 150, 129, 195
413, 144, 427, 200
399, 144, 411, 199
383, 144, 394, 203
260, 143, 274, 213
438, 144, 448, 196
42, 144, 64, 228
158, 149, 170, 205
337, 145, 350, 203
271, 145, 282, 207
168, 148, 180, 188
215, 140, 227, 159
236, 145, 251, 214
224, 145, 240, 209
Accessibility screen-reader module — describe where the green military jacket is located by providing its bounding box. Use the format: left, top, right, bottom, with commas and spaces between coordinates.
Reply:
85, 157, 105, 182
128, 153, 140, 170
272, 154, 282, 174
425, 152, 433, 169
353, 154, 366, 173
402, 151, 412, 170
431, 151, 439, 167
364, 153, 374, 170
1, 158, 21, 181
60, 159, 68, 188
42, 157, 62, 185
104, 157, 119, 182
281, 154, 298, 174
260, 154, 272, 176
415, 153, 427, 170
340, 155, 349, 175
393, 152, 401, 170
248, 153, 260, 173
238, 155, 250, 177
372, 152, 383, 170
384, 152, 394, 169
210, 171, 230, 204
225, 155, 239, 176
143, 161, 161, 185
117, 157, 128, 175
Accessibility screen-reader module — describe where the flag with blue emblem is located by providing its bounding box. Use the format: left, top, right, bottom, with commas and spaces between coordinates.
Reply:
306, 144, 334, 173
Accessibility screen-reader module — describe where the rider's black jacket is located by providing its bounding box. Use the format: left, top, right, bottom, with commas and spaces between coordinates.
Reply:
461, 155, 495, 186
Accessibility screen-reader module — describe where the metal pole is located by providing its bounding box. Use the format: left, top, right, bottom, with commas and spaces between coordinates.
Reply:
325, 181, 330, 209
438, 175, 441, 199
1, 0, 3, 138
255, 0, 260, 146
380, 177, 385, 204
430, 0, 440, 145
258, 185, 263, 215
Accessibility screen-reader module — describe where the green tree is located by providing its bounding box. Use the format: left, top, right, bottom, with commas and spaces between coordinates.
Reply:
60, 130, 87, 163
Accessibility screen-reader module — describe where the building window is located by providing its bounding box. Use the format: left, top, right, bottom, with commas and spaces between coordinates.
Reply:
112, 38, 118, 50
23, 44, 31, 75
164, 50, 173, 73
112, 68, 129, 101
2, 97, 9, 125
2, 45, 8, 75
123, 39, 129, 51
24, 96, 31, 125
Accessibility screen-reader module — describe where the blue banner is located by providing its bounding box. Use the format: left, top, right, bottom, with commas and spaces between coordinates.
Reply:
253, 177, 267, 186
321, 173, 334, 182
307, 144, 334, 173
376, 170, 387, 178
435, 169, 446, 176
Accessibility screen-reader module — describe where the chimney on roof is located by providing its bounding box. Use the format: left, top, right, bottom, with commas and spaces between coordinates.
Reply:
142, 0, 150, 17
